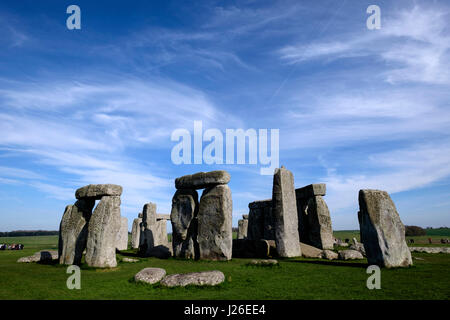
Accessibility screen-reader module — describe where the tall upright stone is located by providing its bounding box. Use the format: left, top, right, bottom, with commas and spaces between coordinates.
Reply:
358, 189, 412, 268
296, 184, 333, 250
116, 216, 128, 251
171, 189, 199, 259
237, 218, 248, 240
140, 202, 171, 257
131, 216, 142, 249
85, 196, 121, 268
272, 166, 301, 257
58, 199, 95, 265
197, 184, 233, 260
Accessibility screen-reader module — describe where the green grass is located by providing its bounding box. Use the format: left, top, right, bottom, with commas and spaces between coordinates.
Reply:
333, 230, 450, 246
0, 235, 449, 300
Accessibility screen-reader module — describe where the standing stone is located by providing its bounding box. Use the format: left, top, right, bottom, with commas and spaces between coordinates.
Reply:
131, 217, 142, 249
85, 196, 121, 268
358, 189, 412, 268
170, 189, 199, 259
116, 216, 128, 251
272, 167, 301, 257
237, 219, 248, 239
58, 199, 95, 265
140, 202, 171, 257
248, 199, 274, 241
296, 184, 333, 250
197, 185, 233, 260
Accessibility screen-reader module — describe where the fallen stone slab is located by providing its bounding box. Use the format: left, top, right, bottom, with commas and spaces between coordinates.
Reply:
134, 267, 166, 284
409, 247, 450, 254
249, 259, 279, 266
322, 250, 338, 260
175, 171, 230, 190
300, 242, 323, 258
349, 243, 366, 256
338, 250, 364, 260
75, 184, 123, 199
160, 270, 225, 287
18, 250, 58, 263
122, 257, 139, 263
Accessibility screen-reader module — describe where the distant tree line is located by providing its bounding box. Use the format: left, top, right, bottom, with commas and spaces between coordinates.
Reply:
405, 226, 426, 236
0, 230, 59, 237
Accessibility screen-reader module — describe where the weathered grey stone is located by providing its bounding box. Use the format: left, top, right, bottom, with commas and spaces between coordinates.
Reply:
338, 250, 364, 260
409, 247, 450, 254
170, 189, 198, 259
58, 199, 95, 265
131, 217, 142, 249
75, 184, 122, 200
156, 214, 170, 220
141, 218, 171, 258
352, 237, 358, 244
322, 250, 338, 260
359, 189, 412, 268
116, 216, 128, 251
247, 199, 274, 241
198, 185, 233, 260
272, 167, 301, 257
175, 170, 230, 190
142, 202, 157, 228
295, 183, 326, 199
249, 259, 279, 266
237, 219, 248, 239
85, 196, 121, 268
242, 214, 249, 220
349, 243, 366, 256
160, 270, 225, 287
134, 267, 166, 284
18, 250, 58, 263
138, 213, 143, 218
296, 186, 334, 250
300, 242, 323, 258
232, 239, 271, 258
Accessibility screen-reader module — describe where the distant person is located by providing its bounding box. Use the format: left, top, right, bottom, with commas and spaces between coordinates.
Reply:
409, 239, 414, 244
344, 238, 350, 243
428, 238, 433, 244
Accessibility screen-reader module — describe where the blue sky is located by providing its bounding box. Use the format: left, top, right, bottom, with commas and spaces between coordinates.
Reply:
0, 0, 449, 232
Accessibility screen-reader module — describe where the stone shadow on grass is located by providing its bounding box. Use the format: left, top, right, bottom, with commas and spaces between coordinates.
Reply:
284, 259, 368, 268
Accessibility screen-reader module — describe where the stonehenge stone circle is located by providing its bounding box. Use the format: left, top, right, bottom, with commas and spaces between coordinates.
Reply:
198, 184, 233, 260
134, 267, 166, 284
170, 189, 199, 259
272, 166, 301, 257
175, 170, 230, 190
116, 216, 128, 251
58, 199, 94, 265
85, 195, 122, 268
296, 184, 334, 250
131, 216, 142, 249
160, 270, 225, 287
358, 189, 412, 268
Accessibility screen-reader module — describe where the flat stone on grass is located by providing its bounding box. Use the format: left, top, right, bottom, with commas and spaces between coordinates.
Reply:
134, 267, 166, 284
160, 270, 225, 287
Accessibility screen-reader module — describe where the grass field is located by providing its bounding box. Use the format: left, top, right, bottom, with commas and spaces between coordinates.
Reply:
0, 235, 449, 300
